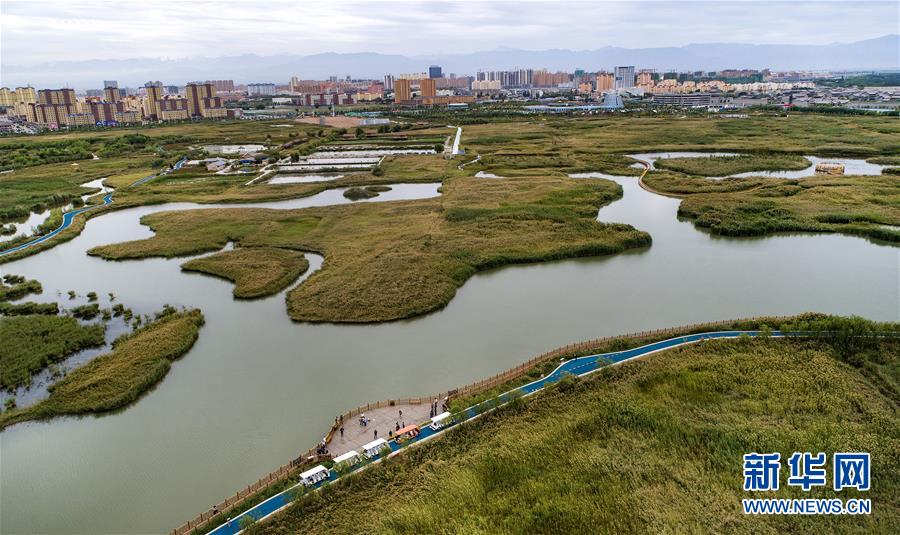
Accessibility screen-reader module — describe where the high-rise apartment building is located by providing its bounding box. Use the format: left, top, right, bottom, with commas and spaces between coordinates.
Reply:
383, 74, 394, 91
394, 78, 412, 102
0, 88, 15, 107
104, 86, 121, 103
596, 72, 615, 91
637, 70, 655, 86
186, 82, 211, 116
15, 86, 37, 104
143, 82, 164, 120
420, 78, 436, 97
614, 66, 635, 90
429, 65, 443, 78
157, 98, 190, 121
38, 88, 77, 106
103, 80, 118, 89
204, 80, 234, 92
247, 83, 276, 96
87, 101, 117, 123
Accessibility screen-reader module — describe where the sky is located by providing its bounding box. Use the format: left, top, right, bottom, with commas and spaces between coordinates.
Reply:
2, 0, 899, 65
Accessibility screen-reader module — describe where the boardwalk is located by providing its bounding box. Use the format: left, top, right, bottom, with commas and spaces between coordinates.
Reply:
202, 330, 800, 535
327, 400, 439, 458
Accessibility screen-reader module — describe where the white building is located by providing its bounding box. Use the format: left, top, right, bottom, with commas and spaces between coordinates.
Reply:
615, 66, 636, 90
247, 83, 276, 96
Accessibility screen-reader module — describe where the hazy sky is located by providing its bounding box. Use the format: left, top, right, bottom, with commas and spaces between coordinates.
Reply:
2, 0, 898, 65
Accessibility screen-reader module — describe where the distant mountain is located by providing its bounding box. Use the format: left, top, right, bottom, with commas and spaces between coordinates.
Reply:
3, 35, 897, 89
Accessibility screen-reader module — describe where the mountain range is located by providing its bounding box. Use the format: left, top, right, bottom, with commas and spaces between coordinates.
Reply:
2, 35, 897, 89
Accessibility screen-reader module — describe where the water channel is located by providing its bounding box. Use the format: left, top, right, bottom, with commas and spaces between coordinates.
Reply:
1, 174, 897, 534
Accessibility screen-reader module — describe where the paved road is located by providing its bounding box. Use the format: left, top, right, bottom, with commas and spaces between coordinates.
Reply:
204, 329, 791, 535
449, 125, 462, 155
0, 159, 185, 258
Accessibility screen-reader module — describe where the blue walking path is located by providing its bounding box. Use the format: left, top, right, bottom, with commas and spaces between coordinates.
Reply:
205, 329, 788, 535
0, 159, 185, 258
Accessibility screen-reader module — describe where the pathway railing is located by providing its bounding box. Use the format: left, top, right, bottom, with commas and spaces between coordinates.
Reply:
169, 315, 790, 535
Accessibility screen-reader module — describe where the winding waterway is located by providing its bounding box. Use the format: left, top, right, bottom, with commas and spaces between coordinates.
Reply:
1, 175, 897, 534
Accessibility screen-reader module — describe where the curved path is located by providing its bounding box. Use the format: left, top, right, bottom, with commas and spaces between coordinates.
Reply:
632, 157, 684, 199
204, 329, 792, 535
0, 159, 186, 258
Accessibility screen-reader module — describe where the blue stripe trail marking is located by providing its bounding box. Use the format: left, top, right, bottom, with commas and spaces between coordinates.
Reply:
0, 159, 185, 258
204, 330, 788, 535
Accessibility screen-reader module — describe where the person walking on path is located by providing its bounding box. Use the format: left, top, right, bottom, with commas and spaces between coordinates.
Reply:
374, 429, 378, 439
340, 426, 344, 438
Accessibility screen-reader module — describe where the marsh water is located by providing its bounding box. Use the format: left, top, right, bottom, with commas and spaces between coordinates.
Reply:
0, 178, 110, 243
630, 152, 889, 178
1, 174, 897, 534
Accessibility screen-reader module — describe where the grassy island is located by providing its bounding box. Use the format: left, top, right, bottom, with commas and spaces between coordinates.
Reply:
0, 308, 204, 429
642, 172, 900, 242
654, 153, 811, 176
182, 247, 310, 298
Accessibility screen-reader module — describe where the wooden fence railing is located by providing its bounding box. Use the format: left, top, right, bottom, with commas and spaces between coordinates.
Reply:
170, 315, 790, 535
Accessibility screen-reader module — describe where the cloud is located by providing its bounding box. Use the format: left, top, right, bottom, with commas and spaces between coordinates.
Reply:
1, 0, 897, 68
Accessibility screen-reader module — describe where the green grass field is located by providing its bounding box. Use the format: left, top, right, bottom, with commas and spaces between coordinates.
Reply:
242, 323, 899, 534
654, 153, 811, 176
641, 173, 900, 242
0, 308, 204, 429
181, 247, 309, 298
3, 113, 899, 264
0, 314, 106, 389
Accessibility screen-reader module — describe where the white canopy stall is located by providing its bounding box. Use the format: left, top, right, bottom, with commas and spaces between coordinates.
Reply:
430, 411, 452, 430
299, 465, 330, 486
362, 438, 389, 458
333, 450, 362, 468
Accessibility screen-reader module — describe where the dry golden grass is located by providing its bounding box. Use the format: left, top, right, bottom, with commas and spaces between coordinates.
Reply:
246, 335, 900, 535
643, 174, 900, 241
89, 175, 650, 322
181, 247, 310, 298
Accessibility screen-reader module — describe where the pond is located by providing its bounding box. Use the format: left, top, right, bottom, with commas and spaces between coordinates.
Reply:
628, 152, 889, 178
1, 174, 896, 534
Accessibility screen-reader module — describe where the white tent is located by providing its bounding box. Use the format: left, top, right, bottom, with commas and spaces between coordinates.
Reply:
430, 411, 451, 430
362, 438, 389, 458
333, 450, 361, 466
299, 465, 330, 486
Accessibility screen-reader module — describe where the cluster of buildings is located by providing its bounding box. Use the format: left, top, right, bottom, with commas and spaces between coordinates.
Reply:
1, 63, 894, 133
0, 80, 241, 130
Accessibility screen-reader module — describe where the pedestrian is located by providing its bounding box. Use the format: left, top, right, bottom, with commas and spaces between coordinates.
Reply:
395, 422, 400, 431
213, 505, 219, 516
339, 414, 343, 424
399, 409, 403, 418
374, 429, 378, 439
340, 426, 344, 438
389, 430, 393, 438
